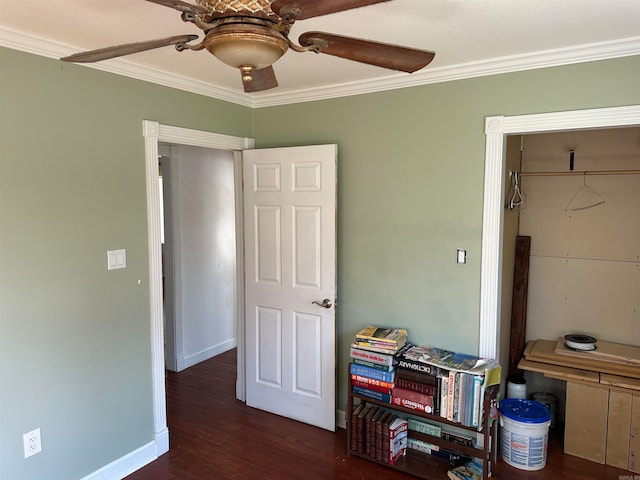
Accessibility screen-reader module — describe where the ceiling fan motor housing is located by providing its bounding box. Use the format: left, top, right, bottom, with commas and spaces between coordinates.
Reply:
203, 22, 288, 70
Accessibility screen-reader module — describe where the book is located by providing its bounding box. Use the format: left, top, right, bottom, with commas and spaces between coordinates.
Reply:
352, 358, 394, 372
399, 345, 497, 375
396, 349, 448, 376
391, 387, 434, 413
471, 375, 482, 428
350, 345, 396, 367
395, 377, 437, 396
365, 406, 379, 457
407, 437, 440, 454
369, 409, 384, 459
350, 403, 365, 451
441, 431, 474, 447
396, 368, 439, 385
352, 385, 392, 403
446, 371, 456, 421
351, 374, 394, 391
440, 374, 449, 419
356, 404, 372, 454
356, 325, 407, 346
375, 411, 390, 462
388, 417, 408, 465
352, 379, 393, 395
350, 363, 395, 383
447, 460, 483, 480
407, 418, 442, 437
382, 413, 397, 464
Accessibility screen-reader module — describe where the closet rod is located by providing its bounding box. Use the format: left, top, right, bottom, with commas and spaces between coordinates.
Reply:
519, 170, 640, 177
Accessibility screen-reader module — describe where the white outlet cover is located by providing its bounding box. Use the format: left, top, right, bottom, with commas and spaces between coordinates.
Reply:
107, 249, 126, 270
23, 428, 42, 458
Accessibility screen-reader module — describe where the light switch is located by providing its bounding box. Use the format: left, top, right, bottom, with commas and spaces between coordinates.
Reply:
107, 249, 126, 270
456, 249, 467, 264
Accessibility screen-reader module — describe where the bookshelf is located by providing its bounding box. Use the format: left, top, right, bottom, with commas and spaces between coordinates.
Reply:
347, 367, 499, 480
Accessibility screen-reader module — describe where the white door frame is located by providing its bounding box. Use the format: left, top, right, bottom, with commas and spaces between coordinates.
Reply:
142, 120, 255, 455
478, 104, 640, 360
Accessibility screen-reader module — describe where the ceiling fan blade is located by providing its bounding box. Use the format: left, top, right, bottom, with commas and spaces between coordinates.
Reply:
242, 66, 278, 93
299, 31, 435, 73
271, 0, 389, 20
60, 35, 199, 63
144, 0, 209, 15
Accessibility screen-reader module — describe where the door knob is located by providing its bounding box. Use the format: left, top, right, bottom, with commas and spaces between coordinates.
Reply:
312, 299, 332, 309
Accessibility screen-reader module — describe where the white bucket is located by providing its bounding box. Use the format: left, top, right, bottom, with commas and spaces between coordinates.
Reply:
499, 399, 551, 471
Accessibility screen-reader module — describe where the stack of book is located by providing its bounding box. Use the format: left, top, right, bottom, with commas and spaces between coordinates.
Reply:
354, 325, 407, 353
349, 325, 409, 403
350, 403, 408, 465
349, 325, 410, 464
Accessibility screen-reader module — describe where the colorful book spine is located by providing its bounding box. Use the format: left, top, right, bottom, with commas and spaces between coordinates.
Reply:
382, 413, 397, 464
352, 379, 392, 395
352, 385, 392, 403
391, 387, 434, 413
350, 363, 395, 383
350, 345, 395, 366
471, 375, 483, 428
446, 371, 456, 421
388, 417, 408, 465
351, 374, 394, 390
355, 339, 403, 351
440, 374, 449, 419
352, 358, 394, 371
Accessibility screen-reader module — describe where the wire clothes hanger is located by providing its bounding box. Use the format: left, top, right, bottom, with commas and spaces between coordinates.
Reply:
507, 171, 526, 210
564, 172, 605, 211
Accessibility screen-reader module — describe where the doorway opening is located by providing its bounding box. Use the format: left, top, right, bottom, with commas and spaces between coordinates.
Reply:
159, 143, 238, 373
143, 121, 254, 455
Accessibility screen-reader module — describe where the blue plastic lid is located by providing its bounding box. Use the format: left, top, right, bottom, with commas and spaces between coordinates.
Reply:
499, 398, 551, 424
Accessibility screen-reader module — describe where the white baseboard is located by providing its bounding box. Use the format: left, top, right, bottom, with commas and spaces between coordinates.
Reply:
81, 430, 168, 480
184, 337, 237, 370
336, 408, 346, 429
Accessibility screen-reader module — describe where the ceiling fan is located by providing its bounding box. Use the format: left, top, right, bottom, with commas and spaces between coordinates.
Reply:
61, 0, 436, 93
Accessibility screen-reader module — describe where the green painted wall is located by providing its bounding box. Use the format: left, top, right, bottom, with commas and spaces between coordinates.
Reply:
0, 47, 251, 480
1, 43, 639, 479
251, 56, 640, 410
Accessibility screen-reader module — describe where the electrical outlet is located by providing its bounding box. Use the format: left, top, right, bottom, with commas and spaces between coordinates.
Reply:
23, 428, 42, 458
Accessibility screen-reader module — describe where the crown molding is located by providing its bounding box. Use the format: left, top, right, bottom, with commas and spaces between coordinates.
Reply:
0, 26, 253, 107
2, 26, 639, 109
251, 36, 640, 107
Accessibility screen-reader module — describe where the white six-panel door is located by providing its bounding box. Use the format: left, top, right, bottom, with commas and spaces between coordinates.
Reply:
243, 144, 337, 431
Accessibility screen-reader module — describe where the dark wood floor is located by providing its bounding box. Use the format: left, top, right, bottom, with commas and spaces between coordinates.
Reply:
126, 349, 631, 480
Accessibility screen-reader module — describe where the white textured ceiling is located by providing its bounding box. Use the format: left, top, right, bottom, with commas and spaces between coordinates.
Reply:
1, 0, 639, 106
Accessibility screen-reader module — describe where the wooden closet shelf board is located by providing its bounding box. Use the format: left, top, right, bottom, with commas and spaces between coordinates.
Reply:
554, 338, 640, 367
518, 358, 599, 383
526, 340, 640, 379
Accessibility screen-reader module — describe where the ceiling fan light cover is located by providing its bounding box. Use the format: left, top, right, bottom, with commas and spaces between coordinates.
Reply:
204, 27, 288, 69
